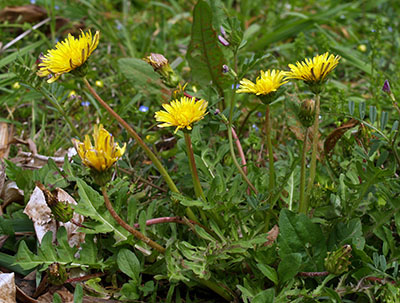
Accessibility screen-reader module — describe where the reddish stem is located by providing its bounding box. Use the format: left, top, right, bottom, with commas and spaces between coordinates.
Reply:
231, 127, 247, 174
134, 216, 200, 228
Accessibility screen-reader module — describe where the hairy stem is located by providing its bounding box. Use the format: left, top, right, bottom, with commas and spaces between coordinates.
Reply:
184, 132, 205, 200
102, 187, 166, 254
231, 127, 247, 174
228, 125, 258, 194
305, 94, 321, 209
299, 127, 309, 213
265, 104, 275, 191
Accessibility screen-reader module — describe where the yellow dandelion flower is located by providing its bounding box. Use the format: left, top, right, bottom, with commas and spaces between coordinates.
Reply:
236, 70, 288, 96
155, 96, 208, 133
72, 124, 126, 172
286, 52, 340, 84
37, 30, 100, 83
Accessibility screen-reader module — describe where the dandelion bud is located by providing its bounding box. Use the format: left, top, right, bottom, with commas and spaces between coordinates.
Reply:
324, 245, 352, 275
48, 263, 68, 285
144, 53, 168, 70
298, 99, 316, 127
49, 200, 74, 223
144, 53, 179, 87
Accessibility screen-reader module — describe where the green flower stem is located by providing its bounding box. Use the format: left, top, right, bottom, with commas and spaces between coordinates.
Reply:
101, 186, 166, 254
184, 132, 205, 200
38, 87, 82, 140
265, 104, 275, 191
305, 93, 321, 208
83, 78, 179, 194
298, 127, 309, 214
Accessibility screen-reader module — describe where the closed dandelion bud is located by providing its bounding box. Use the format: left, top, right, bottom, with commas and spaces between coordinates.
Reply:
49, 201, 74, 223
48, 263, 68, 285
144, 53, 180, 88
298, 99, 316, 127
324, 245, 352, 275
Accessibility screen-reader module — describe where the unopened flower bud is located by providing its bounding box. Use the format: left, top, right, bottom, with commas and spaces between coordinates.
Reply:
143, 53, 180, 87
382, 80, 391, 94
48, 263, 68, 285
382, 80, 396, 102
324, 245, 352, 275
298, 99, 315, 127
50, 200, 74, 223
222, 65, 229, 73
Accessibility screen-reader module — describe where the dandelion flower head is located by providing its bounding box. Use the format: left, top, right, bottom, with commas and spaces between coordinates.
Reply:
236, 70, 288, 96
37, 30, 100, 83
286, 52, 340, 84
155, 96, 208, 133
72, 124, 126, 172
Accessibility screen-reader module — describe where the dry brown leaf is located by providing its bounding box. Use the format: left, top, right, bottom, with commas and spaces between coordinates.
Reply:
324, 119, 359, 156
0, 122, 13, 159
16, 283, 37, 303
24, 187, 56, 243
37, 286, 73, 303
0, 5, 47, 23
0, 273, 16, 303
1, 180, 24, 211
265, 225, 279, 246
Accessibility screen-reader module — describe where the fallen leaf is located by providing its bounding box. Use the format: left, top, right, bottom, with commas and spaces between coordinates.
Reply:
0, 272, 16, 303
37, 286, 73, 303
265, 225, 279, 246
0, 122, 13, 159
324, 119, 359, 156
0, 5, 46, 23
1, 180, 24, 211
